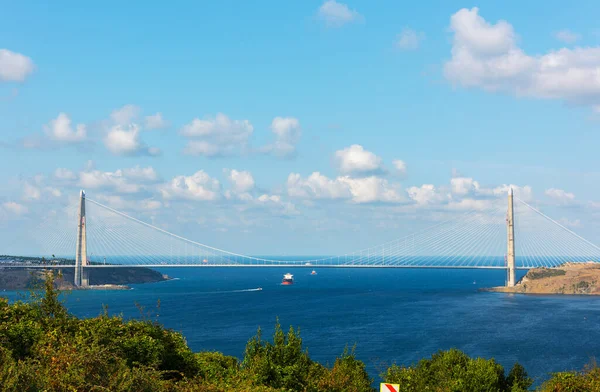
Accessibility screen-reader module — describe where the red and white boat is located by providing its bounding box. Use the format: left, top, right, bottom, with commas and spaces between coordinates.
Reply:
281, 273, 294, 285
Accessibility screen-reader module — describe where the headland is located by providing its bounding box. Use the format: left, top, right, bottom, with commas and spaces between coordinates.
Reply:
0, 255, 170, 290
485, 262, 600, 295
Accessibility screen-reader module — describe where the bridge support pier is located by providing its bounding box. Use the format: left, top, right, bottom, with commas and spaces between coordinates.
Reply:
75, 190, 89, 287
506, 188, 516, 287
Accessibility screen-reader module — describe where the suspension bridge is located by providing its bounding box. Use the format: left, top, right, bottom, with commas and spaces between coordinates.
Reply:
1, 189, 600, 288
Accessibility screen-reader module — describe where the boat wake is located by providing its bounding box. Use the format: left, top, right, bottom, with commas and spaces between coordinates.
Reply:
233, 288, 262, 292
199, 288, 263, 294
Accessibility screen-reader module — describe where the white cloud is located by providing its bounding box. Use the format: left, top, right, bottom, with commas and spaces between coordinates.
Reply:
79, 168, 144, 194
287, 172, 403, 204
145, 112, 168, 129
342, 176, 404, 203
287, 172, 352, 200
392, 160, 407, 176
555, 29, 581, 44
396, 28, 424, 50
181, 113, 253, 157
334, 144, 384, 175
545, 188, 576, 204
18, 176, 62, 204
257, 194, 280, 203
407, 184, 448, 205
405, 179, 533, 209
104, 124, 160, 156
450, 177, 480, 196
318, 0, 362, 28
483, 184, 534, 201
122, 166, 159, 182
22, 183, 41, 201
261, 117, 301, 157
160, 171, 221, 201
46, 187, 61, 198
226, 169, 255, 193
44, 113, 87, 143
54, 168, 77, 181
103, 106, 160, 155
444, 8, 600, 110
0, 49, 34, 82
256, 194, 299, 216
110, 104, 140, 125
2, 201, 28, 215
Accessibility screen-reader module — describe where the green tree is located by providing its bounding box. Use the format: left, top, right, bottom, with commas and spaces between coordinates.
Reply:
539, 365, 600, 391
383, 349, 531, 392
242, 320, 313, 390
311, 345, 374, 392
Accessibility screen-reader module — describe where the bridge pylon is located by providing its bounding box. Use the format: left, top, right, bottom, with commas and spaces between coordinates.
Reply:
74, 190, 89, 287
506, 188, 516, 287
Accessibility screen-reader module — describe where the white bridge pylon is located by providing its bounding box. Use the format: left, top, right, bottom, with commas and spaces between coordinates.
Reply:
13, 191, 600, 271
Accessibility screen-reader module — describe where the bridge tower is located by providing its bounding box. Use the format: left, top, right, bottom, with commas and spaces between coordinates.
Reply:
74, 190, 89, 287
506, 188, 516, 287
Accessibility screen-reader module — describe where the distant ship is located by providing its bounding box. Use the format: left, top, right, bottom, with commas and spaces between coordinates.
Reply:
311, 270, 317, 275
282, 273, 294, 285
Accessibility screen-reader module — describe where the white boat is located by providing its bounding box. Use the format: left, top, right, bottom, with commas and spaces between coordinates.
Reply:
282, 273, 294, 285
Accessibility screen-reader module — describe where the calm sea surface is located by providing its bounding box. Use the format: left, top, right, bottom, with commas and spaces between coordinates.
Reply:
4, 267, 600, 385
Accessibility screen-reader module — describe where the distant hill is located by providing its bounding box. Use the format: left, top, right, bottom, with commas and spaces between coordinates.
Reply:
0, 255, 169, 290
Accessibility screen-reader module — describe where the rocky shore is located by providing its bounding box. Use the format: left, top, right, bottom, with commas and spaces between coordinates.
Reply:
485, 262, 600, 295
0, 267, 170, 290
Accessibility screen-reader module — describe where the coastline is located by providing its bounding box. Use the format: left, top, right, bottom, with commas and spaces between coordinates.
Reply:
484, 262, 600, 295
0, 266, 171, 291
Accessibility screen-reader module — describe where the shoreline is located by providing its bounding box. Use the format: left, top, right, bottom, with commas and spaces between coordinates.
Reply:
0, 265, 171, 291
483, 262, 600, 295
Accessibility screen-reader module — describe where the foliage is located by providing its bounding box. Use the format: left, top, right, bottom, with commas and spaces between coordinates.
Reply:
241, 320, 313, 389
311, 345, 374, 391
527, 268, 566, 280
383, 348, 532, 392
241, 320, 373, 391
0, 274, 374, 391
539, 365, 600, 391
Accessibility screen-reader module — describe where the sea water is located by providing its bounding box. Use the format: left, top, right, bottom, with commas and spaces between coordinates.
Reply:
3, 267, 600, 385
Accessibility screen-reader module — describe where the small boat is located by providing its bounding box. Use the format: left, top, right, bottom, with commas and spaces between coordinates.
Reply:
311, 270, 317, 275
282, 273, 294, 285
257, 287, 263, 291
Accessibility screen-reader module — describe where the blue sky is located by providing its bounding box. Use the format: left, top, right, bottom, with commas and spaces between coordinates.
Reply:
1, 0, 600, 255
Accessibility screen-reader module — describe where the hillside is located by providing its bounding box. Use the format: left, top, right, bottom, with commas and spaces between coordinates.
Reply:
486, 262, 600, 295
0, 267, 168, 290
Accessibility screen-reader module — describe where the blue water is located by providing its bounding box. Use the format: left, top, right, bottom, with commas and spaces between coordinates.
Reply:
3, 267, 600, 385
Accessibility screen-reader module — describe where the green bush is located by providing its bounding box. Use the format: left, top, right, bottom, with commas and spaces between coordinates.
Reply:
241, 320, 315, 389
527, 268, 566, 280
383, 348, 532, 392
539, 366, 600, 391
311, 346, 373, 391
0, 274, 375, 391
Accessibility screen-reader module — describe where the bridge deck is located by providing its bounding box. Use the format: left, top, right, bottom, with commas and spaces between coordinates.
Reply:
0, 264, 527, 270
